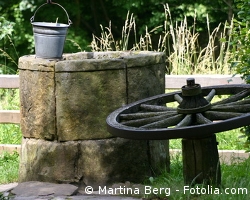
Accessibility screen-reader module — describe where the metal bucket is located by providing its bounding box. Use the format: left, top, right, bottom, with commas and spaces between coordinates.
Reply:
30, 1, 72, 59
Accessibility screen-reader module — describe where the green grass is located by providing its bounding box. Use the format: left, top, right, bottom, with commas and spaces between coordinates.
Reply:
145, 155, 250, 200
170, 128, 246, 150
0, 151, 19, 184
0, 124, 21, 145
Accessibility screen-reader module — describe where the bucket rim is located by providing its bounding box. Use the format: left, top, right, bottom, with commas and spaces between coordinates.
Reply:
32, 22, 70, 28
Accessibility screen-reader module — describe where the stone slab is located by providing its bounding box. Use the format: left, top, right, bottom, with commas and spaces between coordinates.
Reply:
11, 181, 78, 197
0, 182, 18, 193
18, 55, 56, 72
0, 182, 141, 200
12, 196, 140, 200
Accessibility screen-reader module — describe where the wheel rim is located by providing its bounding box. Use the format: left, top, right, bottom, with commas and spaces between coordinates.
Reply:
107, 80, 250, 140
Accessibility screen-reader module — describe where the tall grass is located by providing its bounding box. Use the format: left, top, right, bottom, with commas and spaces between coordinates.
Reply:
0, 17, 18, 74
91, 4, 235, 75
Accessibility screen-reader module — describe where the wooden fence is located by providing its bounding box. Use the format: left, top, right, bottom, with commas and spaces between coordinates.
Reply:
0, 75, 20, 153
0, 75, 20, 124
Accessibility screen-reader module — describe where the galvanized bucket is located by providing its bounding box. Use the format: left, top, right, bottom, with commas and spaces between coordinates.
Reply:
30, 1, 72, 59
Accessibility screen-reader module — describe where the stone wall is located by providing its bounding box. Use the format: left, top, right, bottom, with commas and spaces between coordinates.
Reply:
18, 51, 169, 188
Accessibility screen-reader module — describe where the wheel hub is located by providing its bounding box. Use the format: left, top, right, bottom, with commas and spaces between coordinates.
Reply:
177, 78, 211, 114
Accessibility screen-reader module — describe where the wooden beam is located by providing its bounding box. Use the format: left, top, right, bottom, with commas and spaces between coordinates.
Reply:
165, 75, 245, 89
0, 74, 245, 90
0, 75, 19, 89
0, 144, 21, 154
0, 110, 20, 124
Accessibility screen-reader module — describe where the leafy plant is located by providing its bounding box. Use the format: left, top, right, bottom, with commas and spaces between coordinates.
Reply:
230, 0, 250, 152
238, 126, 250, 152
230, 0, 250, 82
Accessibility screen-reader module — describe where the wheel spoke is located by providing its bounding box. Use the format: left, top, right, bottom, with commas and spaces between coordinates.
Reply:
211, 104, 250, 113
206, 89, 216, 102
140, 104, 175, 111
121, 113, 178, 127
176, 114, 192, 127
220, 97, 250, 106
120, 111, 177, 120
204, 111, 243, 120
140, 114, 184, 129
174, 94, 183, 104
212, 89, 250, 106
196, 113, 212, 124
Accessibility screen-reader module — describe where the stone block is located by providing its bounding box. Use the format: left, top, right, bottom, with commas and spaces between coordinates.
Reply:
126, 63, 166, 103
18, 138, 79, 183
55, 61, 127, 141
78, 138, 150, 189
19, 56, 56, 140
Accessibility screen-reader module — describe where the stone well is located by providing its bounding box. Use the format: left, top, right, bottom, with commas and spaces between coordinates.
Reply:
18, 51, 169, 189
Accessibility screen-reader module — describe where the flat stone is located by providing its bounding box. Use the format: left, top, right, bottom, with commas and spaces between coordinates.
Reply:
11, 181, 78, 197
11, 195, 140, 200
69, 196, 140, 200
0, 182, 18, 193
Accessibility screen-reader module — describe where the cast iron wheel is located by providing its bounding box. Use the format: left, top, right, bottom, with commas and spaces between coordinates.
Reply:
106, 79, 250, 140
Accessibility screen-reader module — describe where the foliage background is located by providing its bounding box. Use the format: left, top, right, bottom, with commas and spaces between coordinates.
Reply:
0, 0, 235, 74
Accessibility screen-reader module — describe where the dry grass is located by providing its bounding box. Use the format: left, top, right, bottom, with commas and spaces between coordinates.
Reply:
91, 4, 235, 75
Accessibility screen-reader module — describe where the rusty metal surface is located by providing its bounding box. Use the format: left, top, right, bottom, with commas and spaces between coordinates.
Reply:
106, 84, 250, 140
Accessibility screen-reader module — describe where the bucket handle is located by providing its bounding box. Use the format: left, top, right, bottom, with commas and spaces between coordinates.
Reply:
30, 0, 72, 25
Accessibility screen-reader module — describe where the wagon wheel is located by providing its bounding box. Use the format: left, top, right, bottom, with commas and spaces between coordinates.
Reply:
107, 78, 250, 140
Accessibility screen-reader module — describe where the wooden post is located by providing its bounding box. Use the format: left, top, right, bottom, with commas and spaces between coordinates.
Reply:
182, 134, 221, 186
